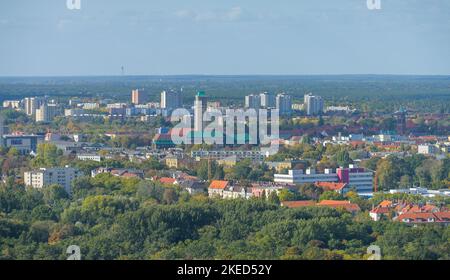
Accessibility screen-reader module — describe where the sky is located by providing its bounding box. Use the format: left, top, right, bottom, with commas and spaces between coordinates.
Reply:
0, 0, 450, 76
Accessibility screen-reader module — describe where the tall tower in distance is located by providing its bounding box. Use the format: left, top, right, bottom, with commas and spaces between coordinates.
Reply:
194, 91, 207, 133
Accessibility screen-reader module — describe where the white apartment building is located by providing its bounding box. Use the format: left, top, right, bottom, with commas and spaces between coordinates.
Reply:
274, 165, 374, 194
191, 150, 265, 161
418, 144, 438, 155
260, 92, 276, 108
2, 100, 21, 109
276, 93, 292, 116
36, 103, 59, 122
77, 154, 102, 162
274, 169, 337, 185
24, 167, 83, 193
304, 93, 324, 116
245, 94, 261, 110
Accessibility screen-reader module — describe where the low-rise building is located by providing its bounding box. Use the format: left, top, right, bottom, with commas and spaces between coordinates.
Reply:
208, 180, 230, 198
274, 165, 373, 194
91, 167, 144, 179
77, 154, 102, 162
2, 134, 40, 155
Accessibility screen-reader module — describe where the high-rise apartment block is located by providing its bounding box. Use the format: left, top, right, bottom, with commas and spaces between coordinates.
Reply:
304, 93, 324, 115
260, 92, 276, 108
35, 103, 59, 122
131, 88, 150, 105
245, 94, 261, 110
160, 90, 183, 110
276, 93, 292, 116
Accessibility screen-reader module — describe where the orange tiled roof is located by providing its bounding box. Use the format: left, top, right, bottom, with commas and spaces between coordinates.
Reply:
379, 200, 393, 208
159, 177, 176, 184
281, 201, 315, 208
209, 180, 229, 190
317, 200, 361, 212
315, 182, 347, 191
370, 206, 390, 214
397, 212, 450, 223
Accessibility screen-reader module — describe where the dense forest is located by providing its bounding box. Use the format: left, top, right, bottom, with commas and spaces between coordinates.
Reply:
1, 174, 449, 260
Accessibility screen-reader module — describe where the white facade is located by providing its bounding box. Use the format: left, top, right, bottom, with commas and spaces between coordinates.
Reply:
276, 93, 292, 116
24, 97, 38, 116
245, 94, 261, 110
191, 150, 265, 161
418, 144, 437, 155
274, 169, 336, 185
260, 92, 275, 108
3, 100, 21, 109
24, 167, 83, 193
36, 103, 59, 122
77, 154, 102, 162
304, 93, 324, 116
194, 92, 207, 132
274, 167, 374, 194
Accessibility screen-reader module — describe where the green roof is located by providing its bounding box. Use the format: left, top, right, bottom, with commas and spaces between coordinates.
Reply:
197, 91, 206, 97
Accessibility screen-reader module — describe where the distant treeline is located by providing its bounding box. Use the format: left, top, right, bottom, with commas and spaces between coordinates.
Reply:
0, 75, 449, 113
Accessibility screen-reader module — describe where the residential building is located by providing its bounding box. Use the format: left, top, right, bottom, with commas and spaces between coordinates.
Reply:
65, 108, 86, 117
131, 88, 150, 105
316, 200, 361, 214
24, 167, 83, 193
274, 165, 374, 194
191, 150, 265, 161
160, 90, 182, 110
91, 167, 144, 179
36, 103, 59, 122
77, 154, 102, 162
245, 94, 261, 110
304, 93, 324, 116
222, 186, 252, 199
2, 100, 21, 109
260, 92, 276, 108
274, 168, 337, 185
24, 97, 41, 116
276, 93, 292, 116
208, 180, 229, 198
281, 200, 361, 214
314, 182, 350, 195
397, 212, 450, 226
418, 144, 438, 155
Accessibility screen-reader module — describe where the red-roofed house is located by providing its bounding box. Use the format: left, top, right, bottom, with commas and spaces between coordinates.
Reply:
158, 177, 178, 185
281, 201, 315, 208
397, 212, 450, 225
208, 180, 230, 197
315, 182, 349, 195
317, 200, 361, 214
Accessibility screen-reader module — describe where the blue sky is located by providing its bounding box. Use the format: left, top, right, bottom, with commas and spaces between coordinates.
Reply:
0, 0, 449, 76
